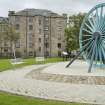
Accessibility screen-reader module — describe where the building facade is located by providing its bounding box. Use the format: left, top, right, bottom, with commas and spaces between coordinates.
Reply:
0, 9, 67, 57
0, 17, 11, 57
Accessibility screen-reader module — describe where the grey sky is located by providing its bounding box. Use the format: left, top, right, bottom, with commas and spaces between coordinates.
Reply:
0, 0, 105, 17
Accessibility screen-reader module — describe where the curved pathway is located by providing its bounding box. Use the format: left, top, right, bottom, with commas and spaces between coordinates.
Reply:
0, 62, 105, 105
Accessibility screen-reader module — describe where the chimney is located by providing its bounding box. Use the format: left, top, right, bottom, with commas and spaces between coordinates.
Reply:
8, 11, 15, 16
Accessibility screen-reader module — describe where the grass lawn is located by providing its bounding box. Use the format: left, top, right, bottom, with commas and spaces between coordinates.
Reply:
0, 57, 64, 72
0, 92, 89, 105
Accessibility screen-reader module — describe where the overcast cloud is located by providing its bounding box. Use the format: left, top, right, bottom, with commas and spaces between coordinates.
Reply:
0, 0, 105, 17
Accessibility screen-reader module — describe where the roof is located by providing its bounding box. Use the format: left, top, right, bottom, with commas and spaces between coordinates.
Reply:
12, 9, 62, 17
0, 17, 8, 24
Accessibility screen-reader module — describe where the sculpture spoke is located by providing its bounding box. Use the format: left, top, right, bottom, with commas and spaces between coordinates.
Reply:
84, 40, 94, 54
95, 42, 98, 65
82, 39, 93, 48
100, 44, 105, 64
100, 18, 105, 31
96, 9, 100, 29
98, 6, 104, 32
101, 33, 105, 36
83, 28, 93, 34
85, 23, 95, 32
90, 13, 96, 27
101, 38, 105, 42
82, 38, 92, 42
83, 34, 92, 37
100, 6, 103, 20
88, 18, 96, 30
88, 37, 97, 72
98, 41, 103, 64
86, 40, 95, 59
102, 49, 105, 62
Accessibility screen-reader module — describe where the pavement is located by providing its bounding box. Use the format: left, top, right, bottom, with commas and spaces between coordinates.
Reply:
0, 61, 105, 105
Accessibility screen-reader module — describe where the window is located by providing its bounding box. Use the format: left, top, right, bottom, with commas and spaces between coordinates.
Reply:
28, 33, 33, 48
44, 27, 48, 31
4, 48, 8, 52
45, 43, 49, 48
29, 25, 33, 30
45, 18, 49, 21
58, 37, 61, 40
4, 42, 8, 46
39, 29, 41, 34
39, 38, 41, 43
15, 16, 20, 22
58, 20, 63, 24
29, 37, 33, 42
28, 17, 33, 23
28, 33, 33, 42
45, 34, 49, 38
58, 43, 61, 48
28, 33, 33, 37
58, 34, 61, 40
39, 47, 41, 52
58, 51, 61, 57
0, 25, 2, 31
29, 51, 33, 56
46, 51, 49, 56
15, 40, 20, 48
29, 43, 33, 48
16, 24, 20, 30
44, 18, 49, 24
2, 24, 8, 32
58, 26, 62, 31
39, 19, 41, 25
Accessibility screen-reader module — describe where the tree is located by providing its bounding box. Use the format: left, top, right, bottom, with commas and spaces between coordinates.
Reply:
65, 27, 77, 51
3, 25, 19, 59
65, 13, 85, 52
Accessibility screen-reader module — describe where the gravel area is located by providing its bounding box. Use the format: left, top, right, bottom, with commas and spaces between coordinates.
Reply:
0, 62, 105, 105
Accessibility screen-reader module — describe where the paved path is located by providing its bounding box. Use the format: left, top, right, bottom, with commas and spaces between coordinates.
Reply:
0, 62, 105, 105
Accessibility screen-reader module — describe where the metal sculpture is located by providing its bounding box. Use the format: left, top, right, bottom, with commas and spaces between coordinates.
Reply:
66, 3, 105, 72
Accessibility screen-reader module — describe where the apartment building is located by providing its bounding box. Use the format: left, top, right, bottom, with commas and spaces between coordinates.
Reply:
0, 9, 67, 57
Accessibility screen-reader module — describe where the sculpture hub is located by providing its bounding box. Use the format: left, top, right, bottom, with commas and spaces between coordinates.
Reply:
93, 31, 101, 40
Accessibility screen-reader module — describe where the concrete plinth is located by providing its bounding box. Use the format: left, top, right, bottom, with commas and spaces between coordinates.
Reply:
42, 60, 105, 77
